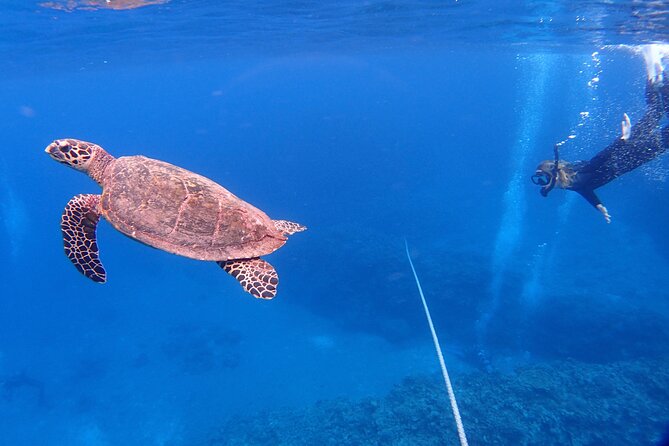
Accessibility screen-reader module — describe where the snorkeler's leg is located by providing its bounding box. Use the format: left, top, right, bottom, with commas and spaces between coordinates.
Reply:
646, 44, 669, 116
593, 85, 665, 178
630, 80, 665, 137
661, 76, 669, 118
621, 113, 631, 140
661, 126, 669, 157
642, 44, 667, 85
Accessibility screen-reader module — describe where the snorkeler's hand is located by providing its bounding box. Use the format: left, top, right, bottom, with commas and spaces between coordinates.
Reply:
596, 204, 611, 224
621, 113, 631, 141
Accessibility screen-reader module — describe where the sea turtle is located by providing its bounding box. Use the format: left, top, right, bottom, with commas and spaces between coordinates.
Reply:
45, 138, 306, 299
40, 0, 169, 12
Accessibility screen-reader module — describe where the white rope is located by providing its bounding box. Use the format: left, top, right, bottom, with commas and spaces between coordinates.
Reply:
405, 240, 468, 446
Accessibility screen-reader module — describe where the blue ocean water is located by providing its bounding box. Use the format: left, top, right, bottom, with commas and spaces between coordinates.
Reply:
2, 1, 669, 445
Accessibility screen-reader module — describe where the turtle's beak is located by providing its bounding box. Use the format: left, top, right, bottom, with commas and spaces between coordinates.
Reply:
45, 140, 68, 163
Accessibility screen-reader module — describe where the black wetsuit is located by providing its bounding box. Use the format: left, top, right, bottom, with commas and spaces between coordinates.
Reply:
566, 82, 669, 208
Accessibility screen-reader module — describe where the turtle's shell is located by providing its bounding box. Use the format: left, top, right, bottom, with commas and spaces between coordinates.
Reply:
99, 156, 286, 261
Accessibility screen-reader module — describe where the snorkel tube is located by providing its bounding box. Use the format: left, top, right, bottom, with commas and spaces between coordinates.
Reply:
539, 144, 560, 197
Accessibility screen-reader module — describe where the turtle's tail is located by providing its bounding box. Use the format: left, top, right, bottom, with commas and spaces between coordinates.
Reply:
273, 220, 307, 236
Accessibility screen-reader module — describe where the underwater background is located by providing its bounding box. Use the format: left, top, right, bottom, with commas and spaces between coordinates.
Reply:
2, 1, 669, 445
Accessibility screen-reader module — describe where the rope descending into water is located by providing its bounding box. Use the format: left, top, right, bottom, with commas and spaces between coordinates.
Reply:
404, 240, 469, 446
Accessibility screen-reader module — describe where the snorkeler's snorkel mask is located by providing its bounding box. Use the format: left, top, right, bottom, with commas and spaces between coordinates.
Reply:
531, 144, 560, 197
531, 171, 552, 187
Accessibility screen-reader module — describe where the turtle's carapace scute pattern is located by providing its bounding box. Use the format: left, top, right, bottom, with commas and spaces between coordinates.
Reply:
100, 156, 286, 261
61, 194, 106, 283
218, 258, 278, 299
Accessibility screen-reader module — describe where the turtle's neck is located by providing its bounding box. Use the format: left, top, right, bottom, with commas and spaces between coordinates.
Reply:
89, 148, 115, 187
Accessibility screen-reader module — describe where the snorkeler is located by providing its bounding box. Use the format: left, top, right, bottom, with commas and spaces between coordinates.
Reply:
531, 53, 669, 223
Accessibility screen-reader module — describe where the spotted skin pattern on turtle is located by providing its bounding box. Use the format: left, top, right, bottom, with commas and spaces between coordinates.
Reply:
273, 220, 307, 236
218, 258, 278, 299
61, 194, 106, 283
51, 139, 93, 168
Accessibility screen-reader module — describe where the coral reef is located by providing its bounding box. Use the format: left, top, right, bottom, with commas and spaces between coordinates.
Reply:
206, 356, 669, 445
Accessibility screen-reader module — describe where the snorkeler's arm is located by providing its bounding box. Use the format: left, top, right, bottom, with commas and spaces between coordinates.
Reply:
596, 204, 611, 224
576, 189, 611, 223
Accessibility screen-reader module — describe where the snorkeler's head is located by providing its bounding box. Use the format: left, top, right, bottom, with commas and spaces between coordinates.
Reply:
531, 160, 557, 196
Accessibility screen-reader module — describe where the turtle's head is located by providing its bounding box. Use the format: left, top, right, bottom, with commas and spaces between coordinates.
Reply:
46, 139, 114, 185
45, 139, 100, 172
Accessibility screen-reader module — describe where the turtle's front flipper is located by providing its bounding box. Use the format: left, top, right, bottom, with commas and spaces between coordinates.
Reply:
61, 194, 106, 283
217, 258, 278, 299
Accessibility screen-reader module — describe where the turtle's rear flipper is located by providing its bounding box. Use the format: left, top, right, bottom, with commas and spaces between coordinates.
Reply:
217, 258, 278, 299
61, 194, 106, 283
273, 219, 307, 236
